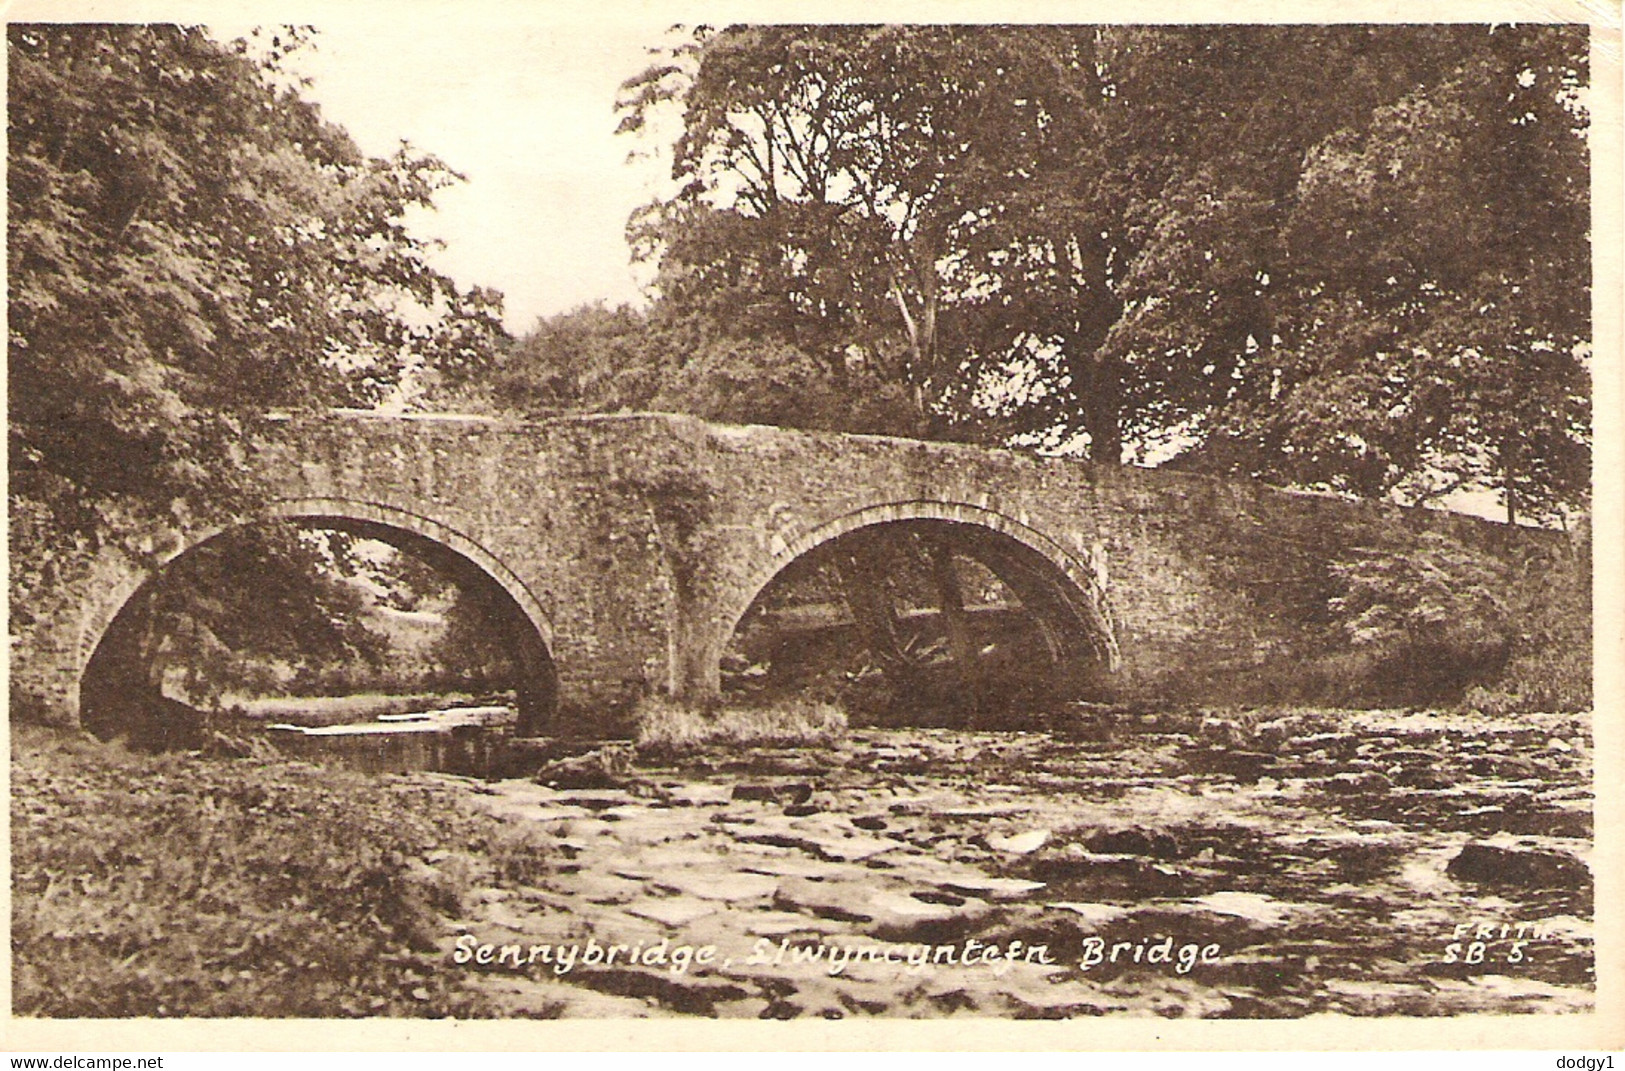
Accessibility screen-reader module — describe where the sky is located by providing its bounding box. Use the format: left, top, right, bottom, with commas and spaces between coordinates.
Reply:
265, 10, 677, 334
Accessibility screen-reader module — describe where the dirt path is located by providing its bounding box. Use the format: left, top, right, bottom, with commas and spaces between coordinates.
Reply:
433, 708, 1594, 1018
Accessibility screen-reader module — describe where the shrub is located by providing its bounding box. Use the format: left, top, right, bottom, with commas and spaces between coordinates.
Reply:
1325, 531, 1515, 704
1465, 523, 1591, 713
1324, 523, 1592, 712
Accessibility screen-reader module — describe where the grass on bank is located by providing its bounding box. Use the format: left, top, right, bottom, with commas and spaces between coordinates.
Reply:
10, 723, 556, 1018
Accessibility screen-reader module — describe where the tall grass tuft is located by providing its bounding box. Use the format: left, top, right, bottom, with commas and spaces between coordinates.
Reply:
633, 694, 848, 758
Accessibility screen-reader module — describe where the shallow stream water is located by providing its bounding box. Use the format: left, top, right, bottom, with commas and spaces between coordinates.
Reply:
428, 707, 1594, 1018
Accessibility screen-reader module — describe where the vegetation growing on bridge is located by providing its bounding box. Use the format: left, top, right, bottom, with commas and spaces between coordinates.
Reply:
1323, 526, 1591, 711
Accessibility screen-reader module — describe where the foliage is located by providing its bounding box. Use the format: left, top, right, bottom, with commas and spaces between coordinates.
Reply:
617, 26, 1095, 441
8, 24, 508, 613
422, 579, 521, 693
1174, 27, 1591, 523
1465, 524, 1592, 713
11, 724, 560, 1017
1329, 533, 1512, 652
91, 521, 530, 713
1326, 524, 1591, 713
612, 25, 1589, 521
649, 334, 912, 433
485, 301, 917, 435
104, 525, 392, 703
1322, 529, 1590, 706
486, 301, 656, 414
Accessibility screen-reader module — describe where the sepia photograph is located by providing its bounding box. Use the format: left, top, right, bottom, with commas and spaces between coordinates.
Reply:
4, 0, 1619, 1047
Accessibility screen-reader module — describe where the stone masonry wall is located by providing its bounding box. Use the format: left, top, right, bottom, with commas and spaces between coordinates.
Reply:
13, 411, 1564, 734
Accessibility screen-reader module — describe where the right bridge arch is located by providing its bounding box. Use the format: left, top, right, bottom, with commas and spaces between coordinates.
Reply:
723, 502, 1120, 719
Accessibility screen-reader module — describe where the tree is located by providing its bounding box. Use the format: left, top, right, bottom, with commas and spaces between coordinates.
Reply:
9, 25, 515, 725
486, 302, 661, 414
1152, 26, 1591, 523
98, 526, 394, 704
617, 25, 1590, 522
8, 24, 509, 648
483, 300, 918, 435
7, 25, 508, 546
618, 26, 1100, 440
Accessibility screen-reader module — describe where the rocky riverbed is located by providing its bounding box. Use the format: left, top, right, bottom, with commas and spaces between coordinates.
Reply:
425, 706, 1594, 1018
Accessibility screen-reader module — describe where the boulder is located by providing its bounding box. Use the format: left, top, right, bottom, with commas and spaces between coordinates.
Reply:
1446, 843, 1591, 890
1084, 828, 1181, 859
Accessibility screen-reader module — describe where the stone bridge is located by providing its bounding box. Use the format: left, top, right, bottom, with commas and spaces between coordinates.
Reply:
13, 411, 1550, 738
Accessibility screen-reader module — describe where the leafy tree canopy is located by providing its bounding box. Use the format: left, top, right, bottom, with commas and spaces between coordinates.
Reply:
9, 25, 516, 709
8, 23, 508, 594
486, 300, 916, 435
605, 24, 1588, 524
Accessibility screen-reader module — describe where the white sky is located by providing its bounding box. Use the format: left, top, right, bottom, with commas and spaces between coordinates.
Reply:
270, 11, 674, 334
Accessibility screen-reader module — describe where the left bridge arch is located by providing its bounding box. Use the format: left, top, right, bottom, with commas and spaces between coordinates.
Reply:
76, 496, 558, 743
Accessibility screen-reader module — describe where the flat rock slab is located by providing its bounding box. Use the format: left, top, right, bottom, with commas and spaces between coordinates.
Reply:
623, 896, 720, 928
622, 845, 739, 873
572, 872, 648, 906
864, 890, 990, 929
987, 829, 1051, 854
736, 855, 849, 880
480, 797, 568, 823
1447, 843, 1591, 889
1047, 901, 1133, 926
773, 878, 878, 923
1084, 828, 1181, 859
770, 876, 994, 935
780, 817, 852, 840
934, 874, 1048, 901
730, 822, 899, 863
1188, 890, 1311, 927
654, 869, 781, 903
739, 910, 855, 938
541, 818, 620, 842
940, 802, 1036, 818
734, 782, 815, 805
550, 790, 639, 810
801, 833, 900, 863
598, 810, 705, 846
664, 784, 735, 806
485, 780, 565, 804
477, 899, 538, 931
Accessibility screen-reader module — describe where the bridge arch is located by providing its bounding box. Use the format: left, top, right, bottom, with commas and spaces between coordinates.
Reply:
77, 497, 557, 742
718, 500, 1120, 714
